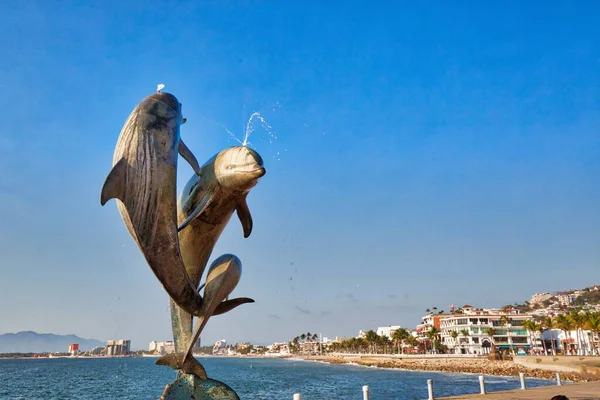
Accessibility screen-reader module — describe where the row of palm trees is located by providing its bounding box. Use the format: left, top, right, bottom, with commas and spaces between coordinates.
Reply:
289, 332, 318, 349
523, 311, 600, 355
328, 329, 423, 354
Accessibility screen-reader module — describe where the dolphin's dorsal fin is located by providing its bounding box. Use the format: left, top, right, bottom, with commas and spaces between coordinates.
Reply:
236, 195, 253, 238
213, 297, 255, 316
178, 193, 213, 232
100, 158, 128, 205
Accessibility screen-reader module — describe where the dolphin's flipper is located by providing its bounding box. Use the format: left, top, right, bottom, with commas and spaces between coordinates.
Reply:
100, 158, 128, 206
236, 196, 253, 238
213, 297, 255, 316
178, 193, 214, 232
178, 140, 201, 176
156, 353, 208, 380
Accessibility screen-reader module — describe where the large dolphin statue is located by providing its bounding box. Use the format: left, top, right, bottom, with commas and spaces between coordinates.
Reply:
100, 92, 206, 317
170, 146, 266, 354
157, 254, 244, 377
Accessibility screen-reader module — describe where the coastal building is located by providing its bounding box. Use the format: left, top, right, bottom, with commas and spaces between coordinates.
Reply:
68, 343, 79, 356
149, 341, 175, 355
193, 336, 202, 351
415, 313, 445, 337
213, 339, 227, 355
530, 292, 552, 304
556, 293, 576, 306
376, 326, 402, 339
106, 339, 131, 356
88, 346, 105, 356
266, 342, 290, 355
428, 307, 534, 355
236, 342, 251, 351
531, 308, 549, 317
540, 329, 600, 356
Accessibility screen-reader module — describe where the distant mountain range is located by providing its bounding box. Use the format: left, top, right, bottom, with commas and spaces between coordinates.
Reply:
0, 331, 104, 353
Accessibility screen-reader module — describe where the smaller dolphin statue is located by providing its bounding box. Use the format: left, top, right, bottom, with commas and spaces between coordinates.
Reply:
157, 254, 249, 378
170, 146, 265, 353
100, 92, 206, 317
178, 146, 266, 235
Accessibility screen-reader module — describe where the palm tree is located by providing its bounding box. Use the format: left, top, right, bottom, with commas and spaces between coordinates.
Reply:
485, 326, 495, 352
378, 335, 391, 354
536, 323, 548, 355
499, 316, 514, 355
569, 311, 587, 355
485, 327, 495, 338
586, 312, 600, 356
426, 327, 440, 353
365, 330, 379, 354
300, 333, 306, 342
392, 328, 410, 354
408, 335, 420, 353
460, 329, 469, 353
522, 320, 537, 354
544, 317, 557, 355
555, 314, 574, 355
450, 330, 459, 353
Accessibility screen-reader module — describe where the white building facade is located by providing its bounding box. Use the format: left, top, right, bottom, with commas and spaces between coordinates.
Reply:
149, 341, 175, 355
437, 308, 534, 355
377, 326, 402, 339
530, 292, 552, 304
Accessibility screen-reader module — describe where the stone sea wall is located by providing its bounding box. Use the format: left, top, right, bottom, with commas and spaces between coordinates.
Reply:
302, 355, 600, 383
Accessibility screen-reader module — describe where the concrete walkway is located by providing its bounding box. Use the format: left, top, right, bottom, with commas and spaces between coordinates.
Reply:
437, 381, 600, 399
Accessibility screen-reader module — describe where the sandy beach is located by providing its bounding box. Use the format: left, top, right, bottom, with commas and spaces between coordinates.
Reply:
299, 354, 600, 383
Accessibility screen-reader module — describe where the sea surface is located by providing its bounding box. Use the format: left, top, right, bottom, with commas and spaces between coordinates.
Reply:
0, 356, 559, 399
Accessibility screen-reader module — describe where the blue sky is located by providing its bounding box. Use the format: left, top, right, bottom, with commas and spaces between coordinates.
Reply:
1, 1, 599, 349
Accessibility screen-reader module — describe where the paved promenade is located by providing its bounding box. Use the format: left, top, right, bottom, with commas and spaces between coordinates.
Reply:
438, 380, 600, 399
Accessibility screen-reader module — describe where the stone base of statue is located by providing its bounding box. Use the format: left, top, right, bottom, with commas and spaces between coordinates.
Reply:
160, 375, 240, 400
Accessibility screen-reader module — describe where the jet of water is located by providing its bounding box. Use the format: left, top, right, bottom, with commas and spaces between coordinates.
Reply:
242, 112, 276, 147
224, 127, 244, 146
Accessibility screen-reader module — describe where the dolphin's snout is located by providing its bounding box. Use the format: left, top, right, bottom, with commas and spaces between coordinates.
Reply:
249, 166, 266, 179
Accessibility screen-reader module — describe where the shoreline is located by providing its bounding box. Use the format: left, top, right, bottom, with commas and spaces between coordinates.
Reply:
295, 354, 600, 383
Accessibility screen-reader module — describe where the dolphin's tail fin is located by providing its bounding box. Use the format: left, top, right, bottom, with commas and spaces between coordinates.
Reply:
213, 297, 255, 316
156, 353, 208, 380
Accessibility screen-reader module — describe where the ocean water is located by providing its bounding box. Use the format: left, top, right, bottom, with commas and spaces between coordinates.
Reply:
0, 357, 559, 399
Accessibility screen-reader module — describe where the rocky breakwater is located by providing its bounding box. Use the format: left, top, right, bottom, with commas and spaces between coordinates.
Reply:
304, 355, 599, 383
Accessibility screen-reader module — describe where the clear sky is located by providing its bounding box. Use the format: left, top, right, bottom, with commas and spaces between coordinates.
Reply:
1, 1, 599, 349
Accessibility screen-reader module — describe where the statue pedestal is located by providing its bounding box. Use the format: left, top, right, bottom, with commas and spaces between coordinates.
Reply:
160, 375, 240, 400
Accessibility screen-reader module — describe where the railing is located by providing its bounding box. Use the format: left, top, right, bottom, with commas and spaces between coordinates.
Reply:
291, 372, 563, 399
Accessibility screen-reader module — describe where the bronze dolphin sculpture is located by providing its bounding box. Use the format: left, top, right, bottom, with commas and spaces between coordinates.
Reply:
157, 254, 245, 377
100, 92, 206, 317
169, 146, 266, 353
